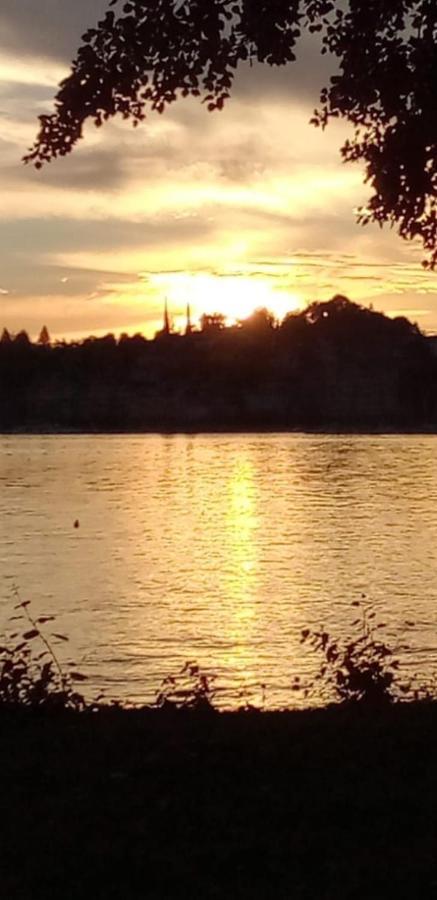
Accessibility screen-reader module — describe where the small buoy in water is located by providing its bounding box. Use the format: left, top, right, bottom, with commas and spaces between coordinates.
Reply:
74, 519, 80, 529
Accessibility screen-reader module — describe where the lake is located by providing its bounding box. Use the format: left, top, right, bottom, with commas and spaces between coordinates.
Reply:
1, 433, 437, 707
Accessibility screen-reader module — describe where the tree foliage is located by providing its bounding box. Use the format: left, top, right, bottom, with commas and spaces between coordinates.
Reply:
25, 0, 437, 266
1, 297, 435, 429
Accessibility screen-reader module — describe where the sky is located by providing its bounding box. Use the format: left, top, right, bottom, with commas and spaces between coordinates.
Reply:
0, 0, 436, 340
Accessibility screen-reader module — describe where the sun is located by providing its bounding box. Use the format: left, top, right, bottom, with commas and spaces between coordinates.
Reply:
150, 272, 303, 327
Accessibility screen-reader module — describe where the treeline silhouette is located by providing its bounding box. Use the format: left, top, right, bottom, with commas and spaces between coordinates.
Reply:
1, 296, 437, 431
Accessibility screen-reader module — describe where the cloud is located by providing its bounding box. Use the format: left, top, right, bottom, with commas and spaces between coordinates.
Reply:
0, 2, 434, 338
0, 212, 216, 257
0, 1, 108, 63
5, 147, 127, 192
232, 32, 336, 108
0, 2, 334, 109
0, 81, 54, 105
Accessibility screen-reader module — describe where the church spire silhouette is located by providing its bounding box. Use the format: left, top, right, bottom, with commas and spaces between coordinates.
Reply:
185, 302, 193, 335
163, 297, 171, 335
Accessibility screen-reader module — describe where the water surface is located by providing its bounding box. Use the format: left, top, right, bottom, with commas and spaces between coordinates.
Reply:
1, 434, 436, 706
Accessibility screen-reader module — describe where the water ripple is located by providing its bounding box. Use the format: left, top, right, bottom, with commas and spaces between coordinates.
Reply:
1, 433, 437, 707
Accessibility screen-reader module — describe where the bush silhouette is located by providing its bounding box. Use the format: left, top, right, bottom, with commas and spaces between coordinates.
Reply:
155, 662, 216, 711
0, 595, 88, 711
300, 600, 410, 706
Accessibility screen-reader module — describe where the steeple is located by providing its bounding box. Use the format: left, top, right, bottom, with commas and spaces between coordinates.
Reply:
163, 297, 171, 335
185, 302, 193, 336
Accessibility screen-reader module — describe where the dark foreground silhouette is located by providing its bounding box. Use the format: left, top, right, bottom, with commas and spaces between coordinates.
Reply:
2, 297, 437, 431
2, 599, 436, 898
2, 701, 437, 900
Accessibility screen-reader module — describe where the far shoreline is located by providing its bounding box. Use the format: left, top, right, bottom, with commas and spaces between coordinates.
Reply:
3, 423, 437, 436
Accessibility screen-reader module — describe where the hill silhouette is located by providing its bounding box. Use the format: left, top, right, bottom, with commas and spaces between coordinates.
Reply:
1, 296, 436, 431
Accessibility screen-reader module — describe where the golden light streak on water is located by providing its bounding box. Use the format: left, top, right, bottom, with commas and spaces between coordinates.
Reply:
2, 434, 437, 708
217, 457, 260, 698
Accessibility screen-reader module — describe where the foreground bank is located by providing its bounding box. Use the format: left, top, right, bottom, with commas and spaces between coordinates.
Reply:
2, 701, 436, 899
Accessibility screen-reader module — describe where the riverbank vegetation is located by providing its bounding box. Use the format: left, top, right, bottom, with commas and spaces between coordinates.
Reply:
1, 596, 430, 712
1, 597, 437, 898
2, 296, 437, 431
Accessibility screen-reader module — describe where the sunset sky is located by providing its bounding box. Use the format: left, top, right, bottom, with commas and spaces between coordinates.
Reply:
0, 0, 436, 339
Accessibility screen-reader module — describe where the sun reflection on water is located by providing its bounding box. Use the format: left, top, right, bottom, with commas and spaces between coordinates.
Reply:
226, 457, 258, 602
4, 434, 437, 709
218, 456, 260, 691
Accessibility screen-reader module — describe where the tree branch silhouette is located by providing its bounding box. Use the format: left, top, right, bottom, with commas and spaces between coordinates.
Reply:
24, 0, 437, 267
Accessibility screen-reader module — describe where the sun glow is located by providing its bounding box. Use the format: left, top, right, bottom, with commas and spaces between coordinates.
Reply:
148, 272, 303, 329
